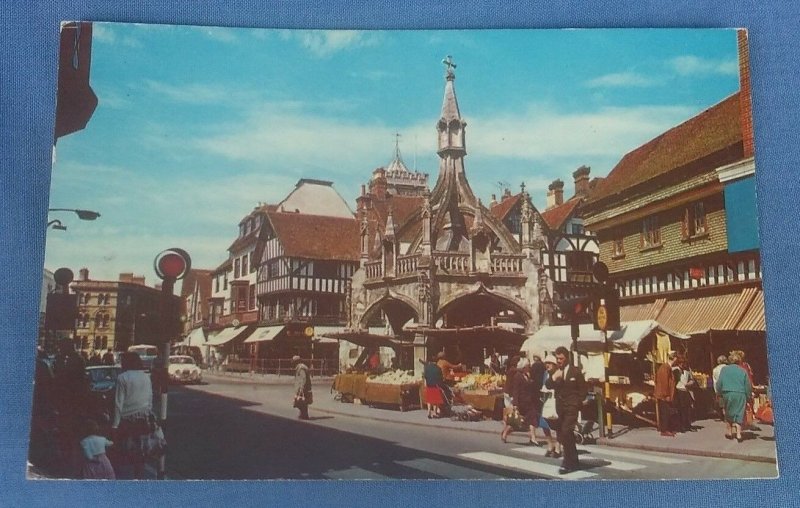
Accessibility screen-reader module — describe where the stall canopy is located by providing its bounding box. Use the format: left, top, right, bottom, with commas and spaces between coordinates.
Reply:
520, 320, 689, 357
243, 325, 285, 344
174, 327, 205, 347
310, 326, 345, 344
323, 328, 405, 349
206, 325, 248, 346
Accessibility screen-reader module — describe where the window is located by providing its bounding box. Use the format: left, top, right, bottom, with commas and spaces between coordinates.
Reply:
223, 273, 228, 291
242, 255, 248, 276
267, 260, 280, 279
249, 285, 256, 310
234, 258, 241, 279
249, 252, 255, 273
571, 223, 584, 235
641, 216, 661, 248
682, 201, 708, 239
612, 238, 625, 258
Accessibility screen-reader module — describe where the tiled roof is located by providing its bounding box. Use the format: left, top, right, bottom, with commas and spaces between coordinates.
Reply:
370, 195, 425, 242
586, 93, 742, 206
540, 197, 582, 231
180, 269, 213, 299
227, 231, 259, 253
268, 211, 360, 261
489, 193, 522, 221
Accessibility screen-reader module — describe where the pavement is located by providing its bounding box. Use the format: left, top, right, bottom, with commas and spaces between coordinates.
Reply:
203, 370, 778, 464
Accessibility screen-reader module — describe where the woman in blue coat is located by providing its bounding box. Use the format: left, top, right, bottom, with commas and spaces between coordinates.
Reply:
715, 351, 752, 443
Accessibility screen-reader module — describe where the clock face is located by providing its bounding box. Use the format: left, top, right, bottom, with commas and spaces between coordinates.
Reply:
596, 306, 608, 331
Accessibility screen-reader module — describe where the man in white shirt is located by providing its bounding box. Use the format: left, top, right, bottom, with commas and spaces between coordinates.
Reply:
712, 355, 728, 420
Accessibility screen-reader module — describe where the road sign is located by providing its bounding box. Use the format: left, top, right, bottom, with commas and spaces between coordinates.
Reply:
596, 305, 608, 331
304, 326, 315, 337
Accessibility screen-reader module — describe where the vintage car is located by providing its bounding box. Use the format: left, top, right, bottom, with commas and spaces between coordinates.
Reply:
128, 344, 159, 371
168, 355, 202, 384
85, 365, 122, 427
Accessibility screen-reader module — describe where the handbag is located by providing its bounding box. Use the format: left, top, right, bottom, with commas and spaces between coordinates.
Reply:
542, 394, 558, 420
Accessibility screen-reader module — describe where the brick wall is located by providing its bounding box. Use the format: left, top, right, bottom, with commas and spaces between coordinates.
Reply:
598, 194, 728, 274
737, 29, 754, 159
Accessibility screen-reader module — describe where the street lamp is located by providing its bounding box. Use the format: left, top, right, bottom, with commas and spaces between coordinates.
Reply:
47, 219, 68, 231
48, 208, 101, 221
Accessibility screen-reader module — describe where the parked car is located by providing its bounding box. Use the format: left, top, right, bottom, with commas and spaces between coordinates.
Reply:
170, 345, 204, 368
85, 365, 122, 427
128, 344, 159, 371
168, 355, 202, 384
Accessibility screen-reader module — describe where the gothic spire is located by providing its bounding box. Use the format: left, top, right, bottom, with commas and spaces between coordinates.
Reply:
440, 55, 462, 122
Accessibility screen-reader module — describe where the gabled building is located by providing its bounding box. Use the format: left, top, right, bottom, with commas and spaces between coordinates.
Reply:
178, 268, 213, 352
580, 30, 766, 381
347, 58, 552, 374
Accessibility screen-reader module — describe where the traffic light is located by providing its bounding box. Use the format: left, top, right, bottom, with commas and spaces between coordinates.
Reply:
553, 296, 594, 339
592, 283, 620, 331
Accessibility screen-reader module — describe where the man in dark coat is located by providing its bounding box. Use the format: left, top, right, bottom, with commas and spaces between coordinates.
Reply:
545, 346, 586, 474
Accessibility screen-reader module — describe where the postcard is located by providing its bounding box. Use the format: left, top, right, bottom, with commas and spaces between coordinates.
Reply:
31, 23, 776, 480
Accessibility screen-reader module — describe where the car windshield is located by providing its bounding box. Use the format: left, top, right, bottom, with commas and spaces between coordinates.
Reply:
86, 368, 118, 383
170, 356, 194, 365
130, 346, 157, 356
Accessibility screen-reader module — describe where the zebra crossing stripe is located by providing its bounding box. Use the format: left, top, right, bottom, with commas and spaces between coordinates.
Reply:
396, 458, 508, 479
460, 452, 596, 480
578, 447, 689, 464
511, 447, 645, 471
323, 467, 391, 480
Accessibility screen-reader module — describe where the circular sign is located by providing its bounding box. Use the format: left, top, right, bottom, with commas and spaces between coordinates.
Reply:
53, 267, 74, 286
304, 326, 315, 337
592, 262, 609, 283
232, 319, 240, 327
154, 248, 191, 280
596, 305, 608, 331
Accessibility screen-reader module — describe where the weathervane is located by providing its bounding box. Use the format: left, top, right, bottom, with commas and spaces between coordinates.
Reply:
442, 55, 457, 79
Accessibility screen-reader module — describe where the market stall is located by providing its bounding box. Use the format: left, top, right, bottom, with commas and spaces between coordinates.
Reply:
452, 373, 506, 419
521, 320, 690, 425
362, 370, 422, 411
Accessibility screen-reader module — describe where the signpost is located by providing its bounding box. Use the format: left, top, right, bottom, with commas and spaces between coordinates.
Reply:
591, 262, 617, 438
153, 248, 191, 480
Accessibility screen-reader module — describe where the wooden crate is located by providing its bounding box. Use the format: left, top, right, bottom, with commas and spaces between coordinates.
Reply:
364, 382, 421, 411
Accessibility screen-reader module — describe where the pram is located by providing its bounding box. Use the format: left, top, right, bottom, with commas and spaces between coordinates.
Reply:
573, 391, 600, 444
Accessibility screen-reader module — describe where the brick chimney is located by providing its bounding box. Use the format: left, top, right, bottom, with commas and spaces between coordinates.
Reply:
572, 165, 591, 197
119, 272, 133, 283
369, 167, 388, 200
79, 267, 89, 281
737, 29, 754, 159
546, 179, 564, 209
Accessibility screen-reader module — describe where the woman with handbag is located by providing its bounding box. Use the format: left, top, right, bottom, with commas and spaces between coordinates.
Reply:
541, 355, 562, 458
112, 352, 158, 479
293, 356, 313, 420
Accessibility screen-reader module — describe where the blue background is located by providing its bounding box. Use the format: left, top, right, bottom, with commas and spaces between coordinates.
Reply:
1, 1, 797, 506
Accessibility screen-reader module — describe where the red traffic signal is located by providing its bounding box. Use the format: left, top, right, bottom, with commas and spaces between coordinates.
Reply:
154, 248, 191, 280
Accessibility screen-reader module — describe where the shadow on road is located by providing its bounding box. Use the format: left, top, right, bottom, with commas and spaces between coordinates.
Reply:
166, 386, 536, 480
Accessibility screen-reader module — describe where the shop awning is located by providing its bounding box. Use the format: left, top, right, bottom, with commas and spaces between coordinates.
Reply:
413, 325, 527, 350
736, 289, 766, 332
520, 320, 689, 357
243, 325, 285, 344
322, 328, 403, 349
206, 325, 248, 346
620, 298, 666, 323
656, 288, 758, 335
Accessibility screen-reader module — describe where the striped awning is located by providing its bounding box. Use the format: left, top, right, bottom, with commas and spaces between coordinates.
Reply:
620, 298, 666, 323
243, 326, 285, 344
206, 325, 248, 346
736, 289, 766, 332
654, 288, 760, 335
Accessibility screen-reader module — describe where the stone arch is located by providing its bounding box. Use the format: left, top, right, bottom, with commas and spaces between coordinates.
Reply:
436, 285, 532, 328
359, 291, 421, 335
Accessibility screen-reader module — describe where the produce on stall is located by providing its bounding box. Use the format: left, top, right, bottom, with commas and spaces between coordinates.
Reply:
452, 373, 505, 417
360, 369, 423, 411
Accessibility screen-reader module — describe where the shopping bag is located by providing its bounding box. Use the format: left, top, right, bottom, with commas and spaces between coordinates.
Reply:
542, 395, 558, 420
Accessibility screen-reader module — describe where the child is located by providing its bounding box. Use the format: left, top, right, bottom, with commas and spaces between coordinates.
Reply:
80, 420, 116, 480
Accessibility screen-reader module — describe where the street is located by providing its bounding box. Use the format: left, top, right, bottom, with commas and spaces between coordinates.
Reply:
163, 378, 777, 480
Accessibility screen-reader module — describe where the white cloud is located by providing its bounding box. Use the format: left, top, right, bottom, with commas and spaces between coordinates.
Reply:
585, 71, 655, 88
92, 23, 142, 48
141, 79, 239, 105
280, 30, 381, 57
669, 55, 738, 76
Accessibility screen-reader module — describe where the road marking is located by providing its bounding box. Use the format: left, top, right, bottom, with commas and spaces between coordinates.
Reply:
396, 458, 508, 480
578, 447, 689, 464
460, 452, 596, 480
511, 447, 645, 471
323, 467, 391, 480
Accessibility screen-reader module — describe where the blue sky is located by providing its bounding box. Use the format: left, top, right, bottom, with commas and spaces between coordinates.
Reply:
45, 25, 741, 283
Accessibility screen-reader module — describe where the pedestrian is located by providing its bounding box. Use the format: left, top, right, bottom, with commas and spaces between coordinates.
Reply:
654, 351, 678, 437
52, 338, 88, 477
88, 351, 102, 366
712, 355, 728, 420
422, 357, 445, 418
102, 347, 115, 366
112, 351, 154, 479
500, 354, 521, 443
541, 355, 562, 459
511, 357, 547, 446
484, 352, 500, 375
292, 355, 313, 420
716, 351, 753, 443
545, 346, 585, 474
79, 419, 115, 480
674, 356, 696, 432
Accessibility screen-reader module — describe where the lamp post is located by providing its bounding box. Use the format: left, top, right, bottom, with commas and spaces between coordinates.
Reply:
47, 208, 101, 231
